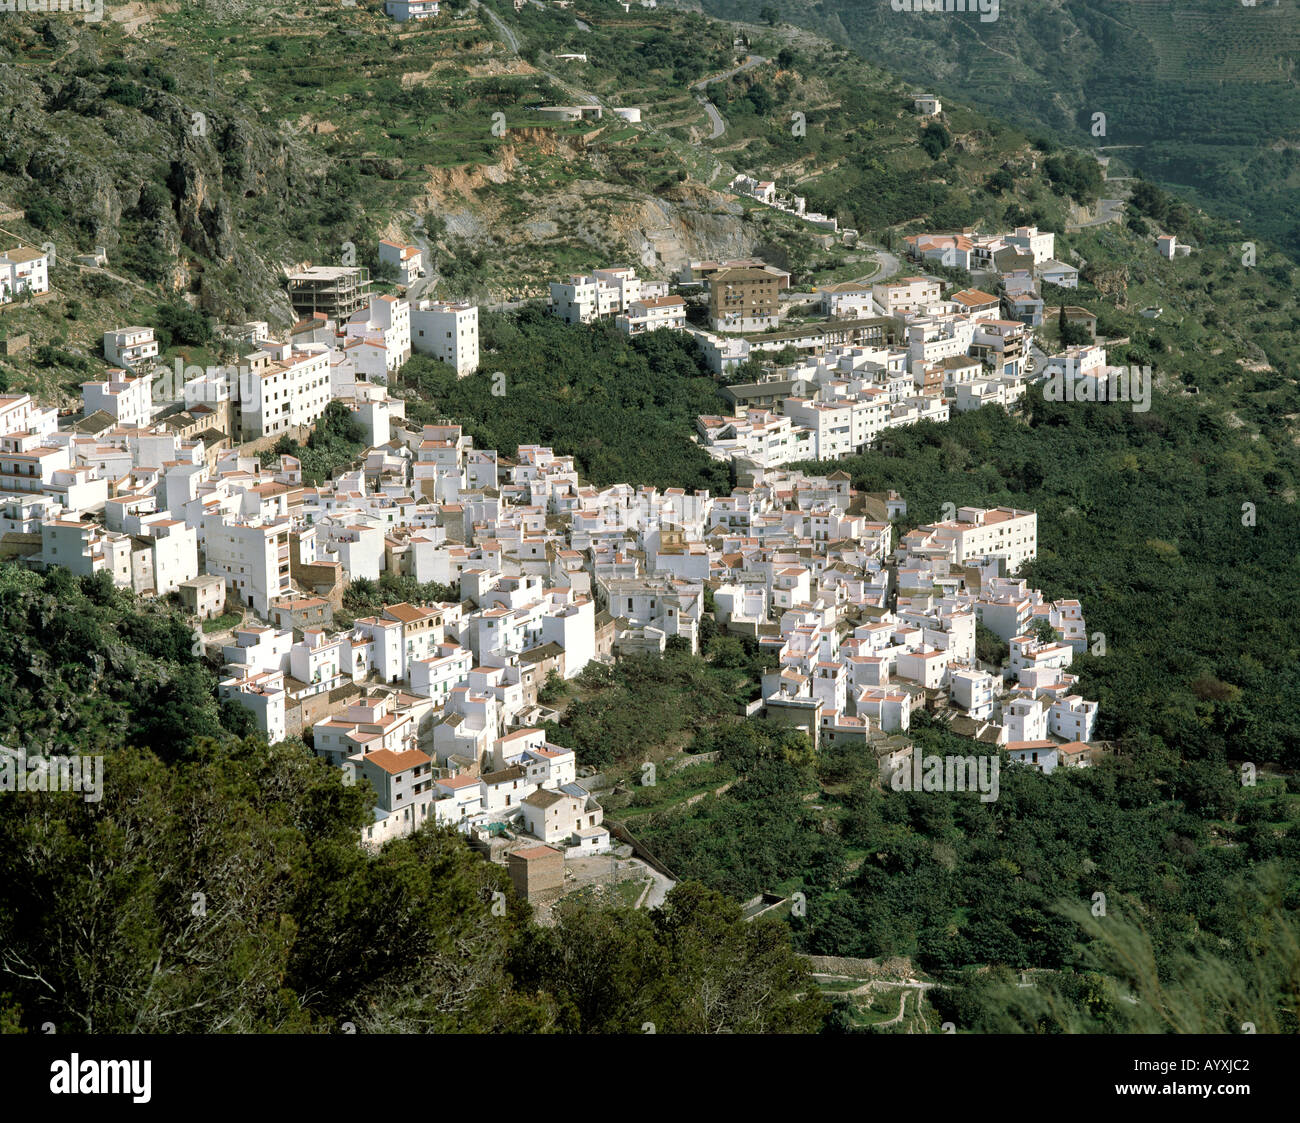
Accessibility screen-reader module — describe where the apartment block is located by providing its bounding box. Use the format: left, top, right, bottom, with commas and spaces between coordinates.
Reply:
615, 294, 686, 335
548, 266, 643, 325
708, 267, 782, 332
82, 371, 155, 428
202, 517, 293, 616
287, 265, 370, 321
235, 344, 331, 440
410, 299, 479, 376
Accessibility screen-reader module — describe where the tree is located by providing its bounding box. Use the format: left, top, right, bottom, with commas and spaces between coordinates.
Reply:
920, 122, 951, 160
537, 668, 566, 705
155, 302, 213, 348
1031, 618, 1059, 645
760, 5, 780, 26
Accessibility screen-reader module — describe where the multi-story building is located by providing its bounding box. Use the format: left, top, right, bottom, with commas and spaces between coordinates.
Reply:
314, 695, 419, 768
287, 265, 370, 321
81, 370, 155, 428
378, 239, 424, 283
548, 266, 643, 325
384, 0, 441, 20
817, 281, 877, 319
708, 266, 782, 332
615, 295, 686, 335
1001, 696, 1049, 744
344, 295, 411, 377
102, 327, 159, 369
1049, 694, 1098, 742
0, 393, 58, 439
202, 516, 293, 616
1005, 225, 1055, 265
410, 299, 479, 376
219, 670, 288, 745
872, 276, 941, 316
356, 747, 437, 848
949, 668, 996, 720
910, 506, 1038, 572
234, 344, 331, 440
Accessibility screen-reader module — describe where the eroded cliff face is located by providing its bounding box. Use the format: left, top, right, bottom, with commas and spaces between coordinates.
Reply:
0, 18, 320, 321
0, 19, 796, 319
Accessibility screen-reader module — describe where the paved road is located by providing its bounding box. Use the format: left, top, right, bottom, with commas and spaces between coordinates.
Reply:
698, 100, 726, 140
691, 54, 767, 93
866, 247, 902, 284
474, 0, 519, 53
640, 865, 675, 909
1067, 161, 1132, 231
690, 55, 767, 141
401, 210, 438, 301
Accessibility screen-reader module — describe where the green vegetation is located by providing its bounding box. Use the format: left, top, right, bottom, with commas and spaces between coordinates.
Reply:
201, 610, 242, 634
702, 0, 1300, 258
933, 873, 1300, 1034
400, 308, 730, 493
795, 392, 1300, 768
0, 564, 822, 1034
542, 638, 769, 770
260, 400, 368, 486
342, 574, 460, 616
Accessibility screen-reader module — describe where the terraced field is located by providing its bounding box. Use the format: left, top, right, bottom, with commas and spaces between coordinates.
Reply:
703, 0, 1300, 255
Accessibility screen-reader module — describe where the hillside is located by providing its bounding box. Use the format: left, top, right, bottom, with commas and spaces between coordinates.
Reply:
1, 0, 1083, 406
696, 0, 1300, 259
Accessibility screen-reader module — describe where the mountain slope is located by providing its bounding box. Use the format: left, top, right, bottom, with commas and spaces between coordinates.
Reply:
696, 0, 1300, 259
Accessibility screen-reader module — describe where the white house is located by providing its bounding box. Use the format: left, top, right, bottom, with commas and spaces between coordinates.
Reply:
219, 670, 288, 745
235, 343, 332, 439
1005, 226, 1055, 265
344, 295, 411, 376
202, 516, 293, 616
549, 266, 642, 324
410, 299, 479, 376
949, 668, 996, 720
1038, 259, 1079, 289
1156, 234, 1191, 260
520, 782, 602, 845
818, 282, 877, 319
81, 370, 154, 428
103, 327, 159, 368
384, 0, 440, 20
0, 245, 49, 303
615, 294, 686, 336
1001, 697, 1049, 744
378, 239, 424, 284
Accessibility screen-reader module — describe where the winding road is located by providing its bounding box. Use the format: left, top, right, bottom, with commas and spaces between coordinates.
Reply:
690, 55, 767, 141
474, 0, 520, 53
400, 211, 437, 301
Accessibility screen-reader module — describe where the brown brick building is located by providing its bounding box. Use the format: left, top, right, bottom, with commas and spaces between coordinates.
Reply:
708, 267, 783, 333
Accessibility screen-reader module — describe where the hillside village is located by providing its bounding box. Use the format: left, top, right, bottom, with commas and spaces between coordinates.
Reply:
1, 0, 1297, 1052
0, 216, 1112, 890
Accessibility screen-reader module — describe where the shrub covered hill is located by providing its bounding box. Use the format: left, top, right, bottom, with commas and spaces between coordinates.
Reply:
700, 0, 1300, 259
2, 0, 1093, 404
2, 0, 1299, 1036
